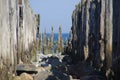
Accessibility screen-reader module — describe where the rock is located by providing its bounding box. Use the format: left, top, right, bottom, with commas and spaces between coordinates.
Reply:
13, 76, 21, 80
35, 67, 46, 72
68, 62, 106, 80
43, 65, 52, 71
62, 55, 72, 64
20, 73, 33, 80
47, 56, 61, 67
34, 68, 70, 80
69, 75, 73, 80
80, 75, 106, 80
13, 73, 34, 80
34, 71, 52, 80
17, 64, 36, 71
51, 69, 70, 80
16, 64, 37, 75
41, 62, 49, 67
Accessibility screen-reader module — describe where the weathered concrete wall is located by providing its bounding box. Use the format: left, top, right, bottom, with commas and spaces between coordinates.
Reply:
0, 0, 39, 79
68, 0, 119, 79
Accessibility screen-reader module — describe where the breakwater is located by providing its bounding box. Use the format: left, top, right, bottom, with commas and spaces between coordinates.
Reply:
0, 0, 39, 79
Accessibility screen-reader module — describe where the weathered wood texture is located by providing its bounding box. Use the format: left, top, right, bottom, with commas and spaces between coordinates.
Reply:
0, 0, 39, 79
70, 0, 119, 79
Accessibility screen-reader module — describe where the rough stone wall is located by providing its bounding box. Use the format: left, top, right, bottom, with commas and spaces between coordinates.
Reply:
0, 0, 39, 79
70, 0, 120, 79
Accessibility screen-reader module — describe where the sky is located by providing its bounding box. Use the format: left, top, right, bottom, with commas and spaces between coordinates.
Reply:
29, 0, 80, 33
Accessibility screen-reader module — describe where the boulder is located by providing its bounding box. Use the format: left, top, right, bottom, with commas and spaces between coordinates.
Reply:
13, 76, 21, 80
34, 71, 53, 80
16, 64, 37, 75
13, 73, 33, 80
20, 73, 33, 80
34, 70, 70, 80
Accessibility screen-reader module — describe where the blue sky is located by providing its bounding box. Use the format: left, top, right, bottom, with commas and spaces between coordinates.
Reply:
29, 0, 80, 33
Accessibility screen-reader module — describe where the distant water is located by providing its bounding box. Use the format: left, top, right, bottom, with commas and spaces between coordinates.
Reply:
46, 33, 69, 41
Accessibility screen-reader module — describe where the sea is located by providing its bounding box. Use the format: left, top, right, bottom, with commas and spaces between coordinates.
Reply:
37, 33, 69, 41
36, 33, 69, 53
45, 33, 69, 41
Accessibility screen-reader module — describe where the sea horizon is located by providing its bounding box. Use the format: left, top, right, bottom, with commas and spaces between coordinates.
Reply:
42, 33, 69, 41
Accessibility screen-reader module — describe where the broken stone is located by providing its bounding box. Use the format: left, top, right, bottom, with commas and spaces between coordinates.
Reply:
16, 64, 37, 75
20, 73, 33, 80
13, 76, 21, 80
13, 73, 33, 80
